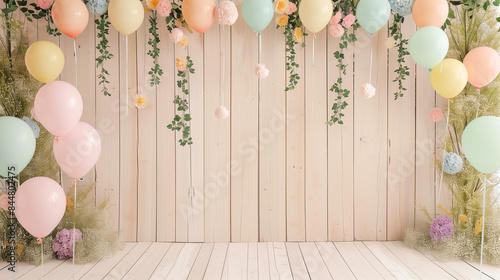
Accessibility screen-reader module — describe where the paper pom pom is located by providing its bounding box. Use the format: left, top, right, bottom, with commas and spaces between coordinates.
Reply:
255, 64, 269, 79
215, 106, 230, 120
156, 0, 172, 17
284, 2, 297, 15
22, 117, 40, 139
342, 13, 356, 29
86, 0, 108, 15
442, 152, 463, 175
329, 24, 344, 38
430, 108, 444, 122
53, 228, 83, 260
35, 0, 52, 9
361, 83, 376, 99
215, 1, 238, 26
430, 216, 454, 241
389, 0, 414, 17
330, 12, 342, 25
169, 28, 184, 43
385, 37, 397, 49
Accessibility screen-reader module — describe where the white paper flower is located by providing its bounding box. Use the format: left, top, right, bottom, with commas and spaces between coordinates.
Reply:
215, 105, 230, 119
255, 64, 269, 79
215, 1, 238, 26
361, 83, 376, 99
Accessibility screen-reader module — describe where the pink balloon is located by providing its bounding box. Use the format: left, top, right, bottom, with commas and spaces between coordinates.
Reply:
15, 177, 66, 239
35, 81, 83, 136
463, 46, 500, 89
53, 122, 101, 179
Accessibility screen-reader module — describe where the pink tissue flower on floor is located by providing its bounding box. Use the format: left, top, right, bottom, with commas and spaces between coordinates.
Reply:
52, 228, 83, 260
215, 106, 230, 119
361, 83, 376, 99
284, 2, 297, 15
0, 194, 9, 211
430, 108, 444, 122
330, 12, 342, 25
329, 24, 344, 38
156, 0, 172, 17
35, 0, 52, 9
342, 13, 356, 29
255, 64, 269, 79
169, 28, 184, 43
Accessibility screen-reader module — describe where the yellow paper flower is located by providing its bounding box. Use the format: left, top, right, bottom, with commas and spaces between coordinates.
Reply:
276, 15, 289, 26
178, 36, 189, 47
144, 7, 152, 12
66, 196, 73, 213
459, 214, 467, 223
134, 94, 148, 109
438, 204, 452, 218
146, 0, 159, 9
293, 27, 303, 43
475, 217, 483, 235
176, 56, 187, 68
274, 0, 289, 14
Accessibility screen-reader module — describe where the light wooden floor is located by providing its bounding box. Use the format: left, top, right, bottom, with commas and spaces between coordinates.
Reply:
0, 241, 498, 279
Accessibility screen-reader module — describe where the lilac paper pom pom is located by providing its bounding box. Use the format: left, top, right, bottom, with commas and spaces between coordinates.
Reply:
361, 83, 376, 99
255, 64, 269, 79
430, 215, 454, 241
215, 106, 230, 119
215, 1, 238, 26
443, 152, 463, 175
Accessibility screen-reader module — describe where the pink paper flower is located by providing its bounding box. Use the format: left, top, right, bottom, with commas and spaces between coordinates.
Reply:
177, 65, 186, 72
329, 24, 344, 38
430, 108, 444, 122
156, 0, 172, 17
215, 106, 230, 119
330, 12, 342, 25
284, 2, 297, 15
169, 28, 184, 43
361, 83, 376, 99
35, 0, 52, 9
0, 194, 9, 211
342, 13, 356, 29
255, 64, 269, 79
215, 1, 238, 26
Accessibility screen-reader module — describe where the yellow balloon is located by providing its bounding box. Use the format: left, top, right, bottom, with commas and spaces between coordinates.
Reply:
25, 41, 64, 84
299, 0, 333, 34
108, 0, 144, 36
430, 58, 468, 99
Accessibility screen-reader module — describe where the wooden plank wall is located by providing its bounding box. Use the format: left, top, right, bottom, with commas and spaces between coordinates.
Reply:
22, 5, 445, 242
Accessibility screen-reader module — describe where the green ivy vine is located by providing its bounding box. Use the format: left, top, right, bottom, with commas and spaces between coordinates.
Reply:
148, 12, 162, 87
95, 13, 113, 97
388, 14, 410, 100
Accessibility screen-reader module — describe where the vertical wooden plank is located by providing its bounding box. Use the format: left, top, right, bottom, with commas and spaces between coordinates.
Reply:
327, 26, 355, 242
119, 31, 139, 242
156, 15, 177, 242
286, 34, 306, 242
387, 16, 416, 240
353, 28, 388, 241
204, 23, 231, 242
230, 1, 259, 242
95, 15, 120, 233
59, 15, 96, 189
175, 31, 205, 242
259, 23, 286, 242
415, 42, 437, 230
305, 30, 328, 241
136, 13, 157, 242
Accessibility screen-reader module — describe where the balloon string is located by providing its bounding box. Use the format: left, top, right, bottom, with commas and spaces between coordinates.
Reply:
220, 24, 224, 105
436, 100, 450, 209
312, 36, 315, 66
72, 179, 77, 279
41, 239, 43, 280
479, 173, 487, 279
125, 35, 129, 116
73, 38, 77, 89
258, 32, 262, 65
369, 46, 373, 84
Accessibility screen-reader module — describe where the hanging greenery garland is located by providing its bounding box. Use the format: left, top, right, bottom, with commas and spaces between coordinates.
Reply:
95, 13, 113, 97
147, 11, 163, 87
388, 14, 410, 100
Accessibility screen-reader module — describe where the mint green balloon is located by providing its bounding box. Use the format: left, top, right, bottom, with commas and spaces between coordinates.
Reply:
409, 26, 449, 70
0, 117, 36, 177
462, 116, 500, 174
242, 0, 274, 32
357, 0, 391, 34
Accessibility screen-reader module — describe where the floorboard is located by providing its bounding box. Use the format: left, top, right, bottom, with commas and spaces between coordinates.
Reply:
7, 241, 496, 279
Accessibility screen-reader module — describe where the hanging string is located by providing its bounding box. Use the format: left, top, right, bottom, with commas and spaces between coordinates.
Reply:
479, 173, 487, 279
40, 238, 43, 280
258, 32, 262, 65
369, 46, 373, 84
73, 38, 78, 89
125, 35, 129, 116
312, 36, 315, 66
436, 100, 451, 208
219, 25, 224, 105
72, 179, 77, 280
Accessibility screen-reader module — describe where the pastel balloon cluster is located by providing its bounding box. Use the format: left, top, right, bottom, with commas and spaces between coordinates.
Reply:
52, 0, 89, 39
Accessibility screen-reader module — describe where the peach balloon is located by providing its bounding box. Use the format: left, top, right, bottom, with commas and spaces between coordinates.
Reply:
463, 47, 500, 89
412, 0, 448, 28
182, 0, 215, 34
52, 0, 89, 38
